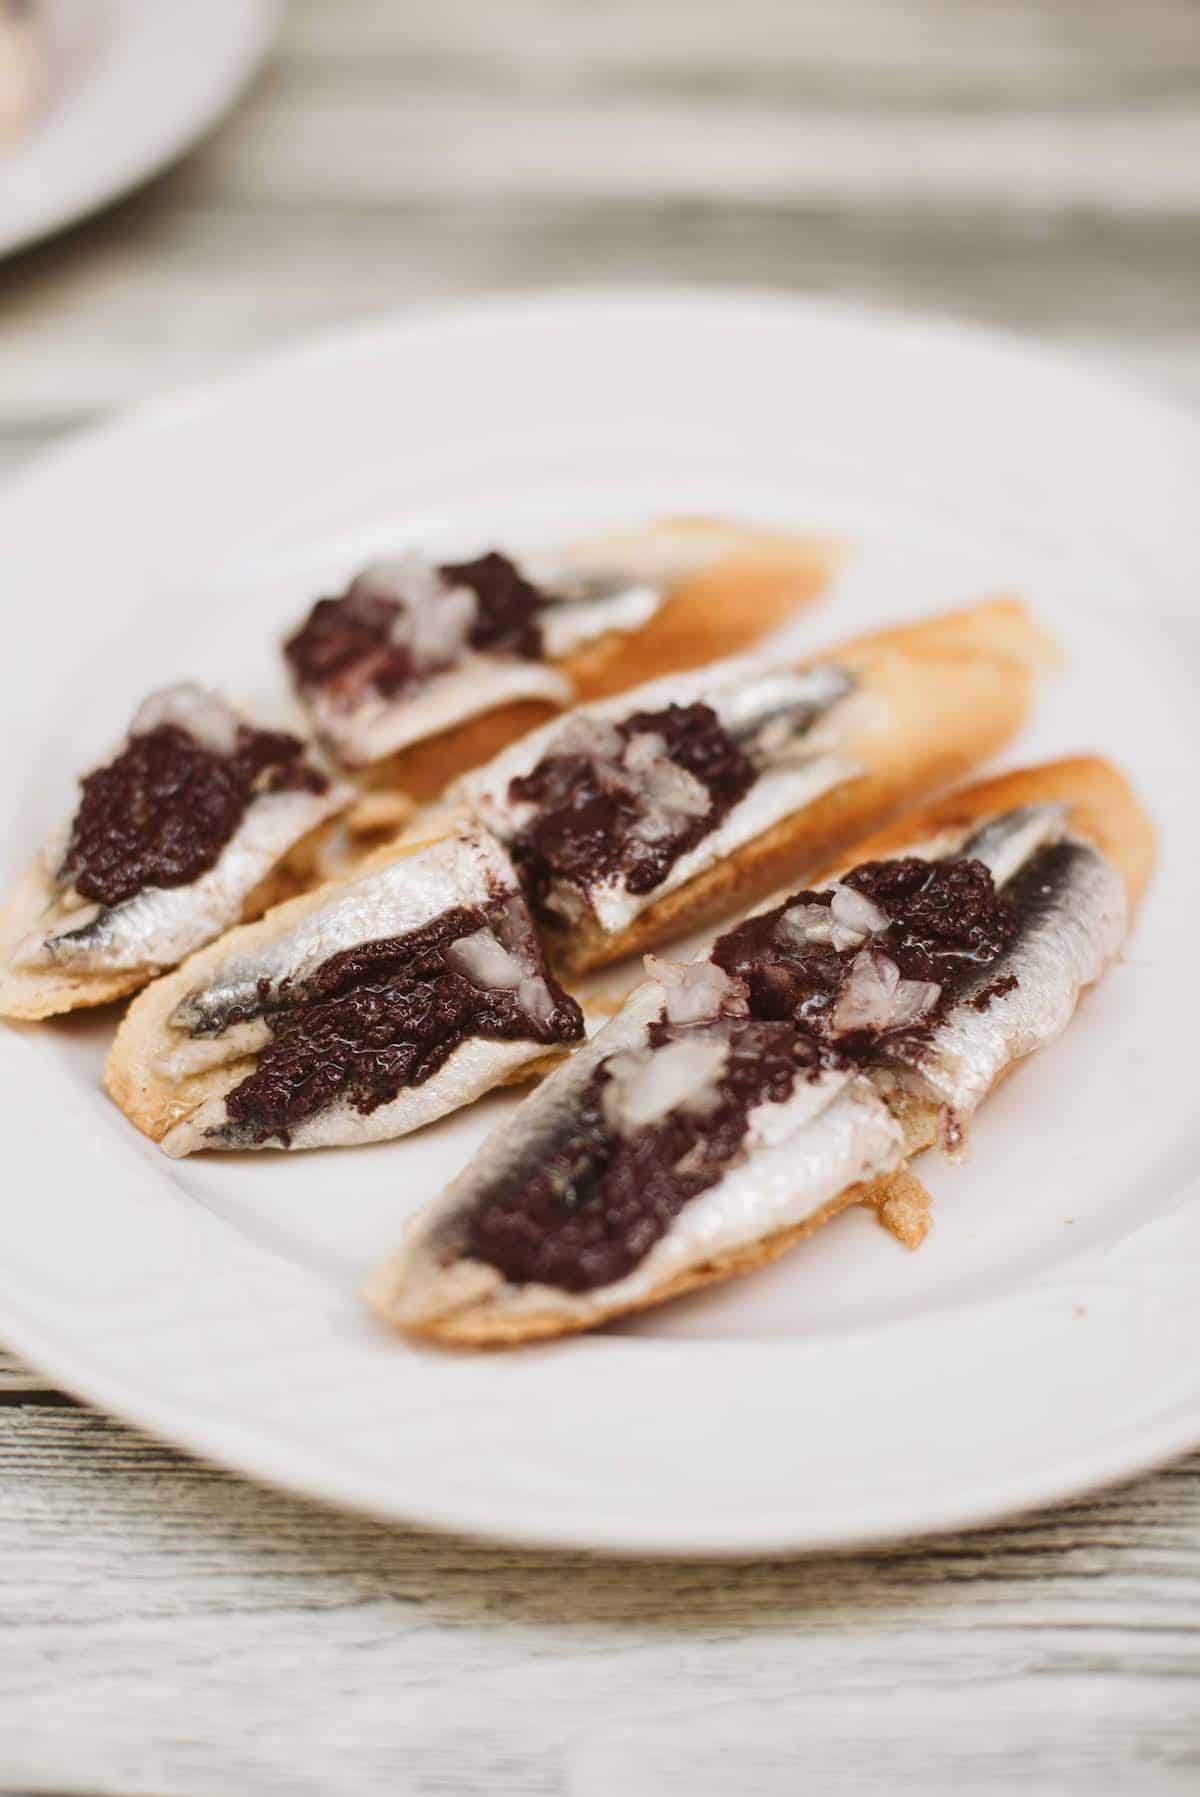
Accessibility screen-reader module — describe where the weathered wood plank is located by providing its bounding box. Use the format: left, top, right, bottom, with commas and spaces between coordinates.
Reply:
2, 197, 1198, 420
0, 1403, 1197, 1795
1, 0, 1198, 422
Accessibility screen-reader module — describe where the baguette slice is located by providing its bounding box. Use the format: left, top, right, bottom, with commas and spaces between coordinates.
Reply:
367, 756, 1152, 1346
105, 821, 584, 1155
338, 517, 842, 826
451, 596, 1053, 975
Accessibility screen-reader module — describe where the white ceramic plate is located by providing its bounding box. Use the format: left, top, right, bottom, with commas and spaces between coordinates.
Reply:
0, 0, 279, 258
2, 290, 1199, 1556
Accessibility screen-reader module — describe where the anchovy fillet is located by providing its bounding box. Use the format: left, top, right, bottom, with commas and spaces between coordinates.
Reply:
161, 1033, 563, 1158
883, 835, 1127, 1133
373, 982, 901, 1329
462, 657, 859, 937
169, 828, 518, 1038
15, 787, 348, 976
157, 825, 575, 1156
300, 554, 667, 767
959, 801, 1070, 889
720, 664, 855, 759
534, 574, 662, 661
370, 799, 1130, 1324
9, 682, 349, 978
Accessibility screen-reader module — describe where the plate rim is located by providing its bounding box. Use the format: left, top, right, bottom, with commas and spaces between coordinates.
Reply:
2, 1277, 1199, 1559
1, 0, 281, 259
2, 285, 1198, 1556
10, 280, 1200, 464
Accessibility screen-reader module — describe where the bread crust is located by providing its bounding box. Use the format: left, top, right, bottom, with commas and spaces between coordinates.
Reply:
0, 861, 145, 1021
368, 1169, 915, 1348
0, 815, 343, 1024
540, 596, 1052, 972
808, 752, 1155, 912
346, 520, 841, 817
104, 828, 574, 1147
378, 753, 1153, 1346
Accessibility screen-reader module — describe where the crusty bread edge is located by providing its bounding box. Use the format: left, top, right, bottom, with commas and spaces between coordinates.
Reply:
381, 752, 1154, 1346
348, 523, 842, 810
373, 1169, 916, 1348
104, 823, 578, 1147
0, 860, 145, 1020
0, 809, 348, 1025
810, 752, 1155, 913
549, 595, 1051, 973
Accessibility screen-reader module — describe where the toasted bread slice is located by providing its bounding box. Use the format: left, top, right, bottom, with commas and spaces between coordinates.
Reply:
344, 517, 842, 826
557, 596, 1053, 972
441, 596, 1052, 975
105, 823, 580, 1152
368, 755, 1152, 1346
0, 812, 349, 1024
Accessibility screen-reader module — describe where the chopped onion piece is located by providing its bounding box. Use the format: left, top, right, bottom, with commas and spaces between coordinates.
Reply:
444, 927, 524, 991
821, 882, 889, 950
549, 715, 625, 763
775, 904, 835, 948
829, 882, 890, 938
517, 976, 558, 1028
602, 1036, 730, 1136
353, 554, 446, 612
645, 955, 749, 1025
445, 926, 558, 1027
406, 580, 477, 668
130, 684, 242, 757
636, 753, 710, 822
887, 978, 942, 1029
831, 948, 940, 1036
622, 730, 668, 772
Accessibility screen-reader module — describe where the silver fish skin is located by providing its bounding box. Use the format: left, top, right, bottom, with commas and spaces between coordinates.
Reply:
719, 664, 855, 764
882, 835, 1127, 1136
161, 1031, 568, 1158
294, 552, 666, 766
367, 978, 903, 1328
406, 980, 671, 1265
10, 683, 350, 976
528, 570, 663, 660
460, 657, 859, 937
169, 826, 521, 1039
958, 801, 1070, 888
159, 825, 576, 1156
15, 789, 349, 976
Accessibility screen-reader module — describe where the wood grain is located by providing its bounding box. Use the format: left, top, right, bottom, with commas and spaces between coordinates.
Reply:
1, 0, 1198, 1790
2, 1, 1199, 419
1, 1344, 1198, 1796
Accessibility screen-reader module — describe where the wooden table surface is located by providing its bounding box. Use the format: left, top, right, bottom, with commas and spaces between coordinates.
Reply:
2, 3, 1198, 1790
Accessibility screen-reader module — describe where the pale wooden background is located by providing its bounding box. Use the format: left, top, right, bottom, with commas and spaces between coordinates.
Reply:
2, 2, 1199, 1792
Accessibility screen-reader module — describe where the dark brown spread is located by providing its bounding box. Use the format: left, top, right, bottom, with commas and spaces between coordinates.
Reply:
467, 1018, 817, 1292
221, 903, 583, 1147
439, 553, 548, 660
468, 853, 1021, 1292
510, 702, 756, 915
712, 857, 1018, 1056
969, 973, 1019, 1012
283, 553, 554, 706
63, 723, 327, 910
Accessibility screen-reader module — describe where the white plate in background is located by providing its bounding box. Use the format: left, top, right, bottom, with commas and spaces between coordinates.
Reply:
0, 0, 279, 258
0, 289, 1198, 1555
